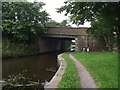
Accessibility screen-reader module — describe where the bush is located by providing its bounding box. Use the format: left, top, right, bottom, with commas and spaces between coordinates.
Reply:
2, 38, 39, 57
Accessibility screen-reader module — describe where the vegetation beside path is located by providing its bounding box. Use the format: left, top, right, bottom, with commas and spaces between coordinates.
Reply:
72, 51, 118, 88
57, 53, 80, 88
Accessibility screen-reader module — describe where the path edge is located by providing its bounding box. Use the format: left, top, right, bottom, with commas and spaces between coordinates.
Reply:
44, 53, 66, 89
69, 53, 98, 88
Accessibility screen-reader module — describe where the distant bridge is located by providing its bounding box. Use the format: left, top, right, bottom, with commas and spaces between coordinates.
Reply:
36, 27, 106, 53
42, 27, 87, 39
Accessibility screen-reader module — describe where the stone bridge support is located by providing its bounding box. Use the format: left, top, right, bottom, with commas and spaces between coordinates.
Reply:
75, 35, 107, 51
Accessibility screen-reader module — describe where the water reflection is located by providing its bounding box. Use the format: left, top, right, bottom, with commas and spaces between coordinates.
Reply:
2, 52, 59, 88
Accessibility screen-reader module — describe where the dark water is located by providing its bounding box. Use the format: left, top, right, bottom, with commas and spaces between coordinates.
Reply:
2, 52, 59, 89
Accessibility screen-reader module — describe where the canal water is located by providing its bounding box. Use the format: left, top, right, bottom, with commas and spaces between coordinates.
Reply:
2, 52, 59, 89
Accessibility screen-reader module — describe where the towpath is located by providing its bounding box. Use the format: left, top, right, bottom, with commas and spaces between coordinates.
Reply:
69, 53, 98, 88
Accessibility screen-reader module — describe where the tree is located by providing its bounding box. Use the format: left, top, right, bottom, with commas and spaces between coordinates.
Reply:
2, 2, 49, 41
46, 20, 61, 27
58, 2, 119, 51
46, 19, 71, 27
60, 20, 71, 27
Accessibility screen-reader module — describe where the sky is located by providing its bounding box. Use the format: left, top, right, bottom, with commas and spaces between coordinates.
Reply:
27, 0, 91, 27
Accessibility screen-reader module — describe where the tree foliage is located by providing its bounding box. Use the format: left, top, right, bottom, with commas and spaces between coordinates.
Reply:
46, 20, 61, 27
46, 19, 71, 27
2, 2, 49, 41
60, 20, 71, 27
58, 2, 120, 50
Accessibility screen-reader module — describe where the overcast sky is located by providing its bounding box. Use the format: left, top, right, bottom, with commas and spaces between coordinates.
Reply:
27, 0, 91, 27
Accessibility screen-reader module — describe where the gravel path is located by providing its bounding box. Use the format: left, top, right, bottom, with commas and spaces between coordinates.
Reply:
69, 53, 98, 88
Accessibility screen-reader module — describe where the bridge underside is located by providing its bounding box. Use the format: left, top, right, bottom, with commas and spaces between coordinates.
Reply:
41, 34, 78, 39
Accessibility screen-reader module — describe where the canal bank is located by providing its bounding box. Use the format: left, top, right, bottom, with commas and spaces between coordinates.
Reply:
2, 52, 60, 89
44, 54, 66, 89
2, 37, 62, 58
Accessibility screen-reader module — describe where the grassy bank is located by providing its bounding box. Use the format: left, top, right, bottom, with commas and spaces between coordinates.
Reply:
57, 53, 80, 88
72, 51, 118, 88
2, 38, 39, 57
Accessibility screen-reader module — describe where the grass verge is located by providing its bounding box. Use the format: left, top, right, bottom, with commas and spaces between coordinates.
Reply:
57, 53, 80, 88
72, 51, 118, 88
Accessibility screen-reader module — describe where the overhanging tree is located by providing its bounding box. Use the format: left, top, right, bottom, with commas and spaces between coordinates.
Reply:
58, 2, 119, 51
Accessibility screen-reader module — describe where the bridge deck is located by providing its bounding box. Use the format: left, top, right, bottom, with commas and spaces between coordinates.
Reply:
45, 27, 88, 36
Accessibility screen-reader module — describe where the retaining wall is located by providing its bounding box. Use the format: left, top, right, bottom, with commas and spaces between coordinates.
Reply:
44, 54, 66, 89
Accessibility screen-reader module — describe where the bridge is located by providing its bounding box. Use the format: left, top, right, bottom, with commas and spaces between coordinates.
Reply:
43, 27, 87, 38
35, 27, 106, 53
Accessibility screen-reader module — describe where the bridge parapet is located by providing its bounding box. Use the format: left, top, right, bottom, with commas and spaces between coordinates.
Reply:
45, 27, 88, 36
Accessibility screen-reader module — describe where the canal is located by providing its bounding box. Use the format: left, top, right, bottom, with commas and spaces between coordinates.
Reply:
2, 52, 59, 89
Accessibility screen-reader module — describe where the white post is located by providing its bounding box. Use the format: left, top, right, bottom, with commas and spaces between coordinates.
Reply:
87, 48, 90, 52
83, 48, 85, 52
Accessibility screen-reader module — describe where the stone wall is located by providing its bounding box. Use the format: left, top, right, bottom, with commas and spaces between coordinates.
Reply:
75, 35, 107, 51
